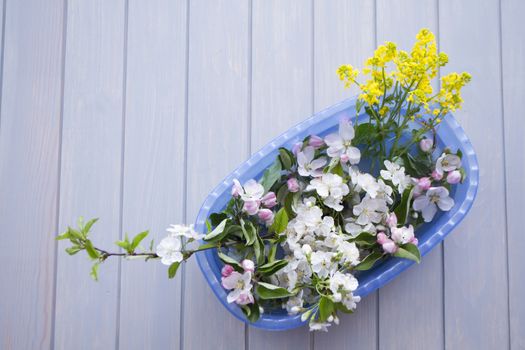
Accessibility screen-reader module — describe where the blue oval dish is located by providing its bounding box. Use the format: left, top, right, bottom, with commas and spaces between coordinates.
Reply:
195, 97, 479, 331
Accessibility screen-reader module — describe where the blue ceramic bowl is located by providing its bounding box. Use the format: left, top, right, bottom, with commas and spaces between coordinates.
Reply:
195, 97, 479, 331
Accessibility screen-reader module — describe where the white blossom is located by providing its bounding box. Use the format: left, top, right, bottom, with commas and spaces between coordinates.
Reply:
380, 160, 411, 193
352, 195, 388, 226
435, 153, 461, 176
156, 236, 183, 266
324, 118, 361, 164
221, 271, 254, 305
412, 186, 455, 222
297, 146, 327, 177
306, 173, 349, 211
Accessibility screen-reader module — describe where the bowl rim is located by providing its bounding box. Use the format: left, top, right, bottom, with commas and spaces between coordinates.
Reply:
195, 97, 479, 331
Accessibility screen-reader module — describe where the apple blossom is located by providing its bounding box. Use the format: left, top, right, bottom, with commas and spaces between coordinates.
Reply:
420, 138, 433, 152
221, 264, 235, 277
324, 118, 361, 164
308, 135, 325, 148
241, 259, 255, 273
221, 270, 254, 305
447, 170, 461, 184
413, 186, 455, 222
261, 191, 277, 208
287, 177, 300, 192
297, 146, 327, 178
156, 236, 183, 265
435, 153, 461, 176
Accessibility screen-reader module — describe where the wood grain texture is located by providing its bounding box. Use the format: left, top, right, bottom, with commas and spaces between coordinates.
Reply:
249, 1, 313, 348
118, 1, 188, 349
501, 0, 525, 348
313, 1, 378, 348
183, 1, 250, 349
440, 0, 510, 348
54, 1, 125, 349
375, 1, 444, 349
0, 0, 64, 348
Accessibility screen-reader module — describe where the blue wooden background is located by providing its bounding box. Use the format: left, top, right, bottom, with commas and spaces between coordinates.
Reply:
0, 0, 523, 349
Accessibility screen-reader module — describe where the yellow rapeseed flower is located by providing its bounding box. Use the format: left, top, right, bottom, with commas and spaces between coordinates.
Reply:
337, 65, 359, 88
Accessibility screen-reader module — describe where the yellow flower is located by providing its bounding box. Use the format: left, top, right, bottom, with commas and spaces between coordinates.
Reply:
438, 72, 472, 112
337, 65, 359, 88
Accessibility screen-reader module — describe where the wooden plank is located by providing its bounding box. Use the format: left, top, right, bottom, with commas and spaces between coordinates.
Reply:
248, 1, 313, 348
439, 0, 510, 348
313, 1, 378, 349
183, 1, 249, 349
501, 0, 525, 348
53, 1, 126, 349
375, 1, 444, 349
118, 1, 188, 349
0, 0, 64, 348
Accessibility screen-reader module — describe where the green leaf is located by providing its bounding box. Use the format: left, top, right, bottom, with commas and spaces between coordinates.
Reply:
65, 246, 82, 255
68, 227, 84, 241
241, 301, 261, 323
276, 184, 289, 204
83, 218, 99, 235
350, 232, 377, 246
194, 243, 217, 252
394, 243, 421, 263
90, 262, 100, 281
394, 186, 415, 226
267, 243, 278, 263
256, 282, 294, 300
269, 208, 288, 234
56, 231, 71, 241
168, 261, 181, 279
205, 219, 212, 233
115, 240, 130, 250
209, 212, 228, 227
354, 122, 376, 145
279, 147, 294, 170
131, 230, 149, 250
84, 240, 100, 259
258, 259, 288, 276
318, 296, 334, 322
355, 251, 383, 271
240, 219, 256, 246
217, 252, 243, 272
203, 218, 228, 241
253, 234, 266, 266
260, 159, 282, 192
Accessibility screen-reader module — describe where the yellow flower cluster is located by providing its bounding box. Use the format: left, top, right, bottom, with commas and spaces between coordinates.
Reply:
337, 65, 359, 88
337, 28, 471, 119
437, 72, 472, 113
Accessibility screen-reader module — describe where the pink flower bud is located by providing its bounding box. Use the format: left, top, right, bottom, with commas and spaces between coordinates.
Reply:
340, 154, 350, 163
431, 169, 443, 181
231, 179, 243, 197
376, 232, 389, 245
308, 135, 325, 148
221, 264, 234, 277
257, 208, 274, 223
292, 142, 303, 156
241, 259, 255, 273
420, 138, 433, 153
382, 240, 398, 254
410, 237, 419, 246
243, 200, 260, 215
287, 178, 300, 193
261, 192, 277, 208
417, 177, 432, 191
236, 292, 254, 305
385, 213, 398, 228
446, 170, 461, 184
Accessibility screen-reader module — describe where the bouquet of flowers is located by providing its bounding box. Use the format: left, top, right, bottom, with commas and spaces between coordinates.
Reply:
58, 29, 471, 332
